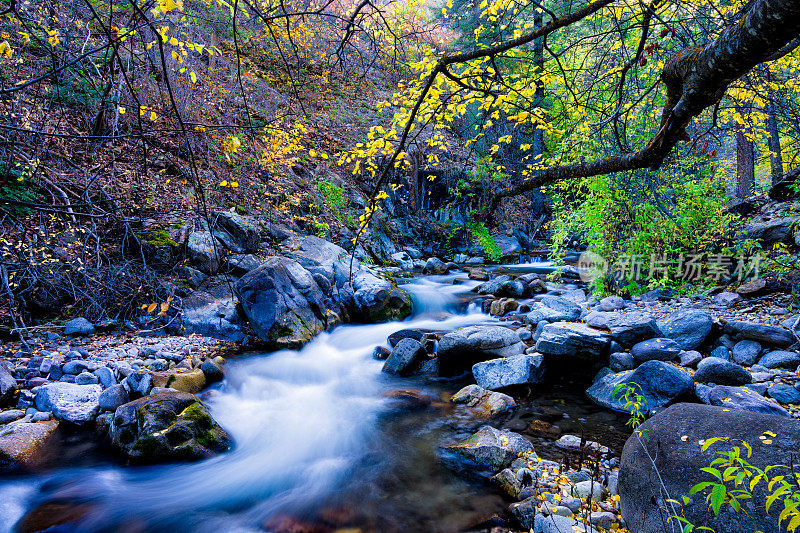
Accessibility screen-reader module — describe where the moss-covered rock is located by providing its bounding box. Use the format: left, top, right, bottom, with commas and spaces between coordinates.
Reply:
108, 392, 232, 463
166, 369, 207, 393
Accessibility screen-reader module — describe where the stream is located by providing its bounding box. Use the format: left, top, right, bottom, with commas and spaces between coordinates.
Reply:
0, 270, 631, 533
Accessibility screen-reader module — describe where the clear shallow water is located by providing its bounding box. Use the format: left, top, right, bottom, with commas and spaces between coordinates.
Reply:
0, 268, 629, 533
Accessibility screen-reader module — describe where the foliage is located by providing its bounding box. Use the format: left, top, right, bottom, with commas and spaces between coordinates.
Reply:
612, 382, 648, 436
317, 180, 353, 226
0, 162, 39, 216
467, 221, 502, 262
670, 436, 800, 532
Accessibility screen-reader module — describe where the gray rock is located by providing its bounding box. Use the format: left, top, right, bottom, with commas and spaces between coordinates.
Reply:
767, 383, 800, 404
571, 480, 606, 501
201, 359, 224, 384
758, 350, 800, 369
745, 217, 796, 245
586, 360, 694, 415
186, 231, 220, 275
123, 371, 153, 397
656, 309, 713, 350
451, 384, 516, 417
34, 383, 102, 424
679, 350, 702, 367
214, 211, 260, 253
693, 357, 752, 385
620, 403, 798, 533
600, 296, 625, 311
93, 367, 116, 388
176, 265, 207, 288
444, 425, 536, 470
63, 317, 95, 336
0, 409, 24, 424
471, 354, 545, 390
422, 257, 447, 274
0, 420, 60, 471
492, 233, 522, 256
180, 286, 247, 343
62, 360, 91, 375
631, 338, 682, 363
497, 280, 526, 298
732, 340, 762, 366
713, 291, 741, 307
598, 312, 661, 347
98, 384, 130, 412
710, 345, 731, 360
724, 321, 794, 347
477, 275, 510, 295
539, 296, 582, 320
438, 326, 525, 375
74, 372, 99, 385
382, 338, 427, 376
0, 365, 18, 407
534, 322, 611, 359
226, 254, 264, 274
610, 352, 635, 372
590, 512, 617, 530
533, 513, 598, 533
708, 385, 791, 417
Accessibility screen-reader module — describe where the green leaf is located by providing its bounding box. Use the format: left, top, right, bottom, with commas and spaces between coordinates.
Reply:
689, 482, 714, 495
701, 437, 726, 452
710, 484, 726, 515
702, 467, 723, 482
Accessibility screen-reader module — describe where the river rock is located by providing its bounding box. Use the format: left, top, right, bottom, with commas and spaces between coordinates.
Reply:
109, 392, 232, 463
471, 354, 545, 390
235, 256, 333, 349
63, 317, 95, 337
737, 278, 768, 297
707, 385, 791, 417
693, 357, 752, 385
423, 257, 448, 274
534, 322, 611, 359
437, 326, 525, 375
0, 365, 18, 407
382, 338, 427, 376
201, 359, 224, 384
767, 383, 800, 404
679, 350, 702, 367
724, 321, 794, 347
180, 285, 247, 343
0, 420, 60, 471
34, 383, 102, 424
98, 384, 130, 412
620, 403, 799, 533
586, 361, 694, 415
745, 217, 796, 245
571, 480, 606, 501
631, 338, 682, 363
713, 291, 742, 307
757, 350, 800, 369
444, 425, 536, 470
451, 384, 516, 417
732, 340, 762, 366
656, 309, 713, 350
588, 312, 661, 347
226, 254, 264, 274
610, 352, 635, 371
166, 369, 207, 393
492, 233, 522, 256
600, 296, 625, 311
187, 231, 220, 275
214, 211, 260, 253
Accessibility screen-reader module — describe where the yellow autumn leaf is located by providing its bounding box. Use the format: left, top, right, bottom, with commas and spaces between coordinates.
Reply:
190, 71, 197, 83
0, 41, 12, 59
230, 181, 239, 188
147, 302, 158, 313
118, 106, 126, 114
194, 125, 207, 132
150, 111, 157, 121
219, 180, 228, 187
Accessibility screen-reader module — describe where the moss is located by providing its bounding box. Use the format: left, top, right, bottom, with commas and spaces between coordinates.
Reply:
139, 228, 178, 248
130, 435, 160, 458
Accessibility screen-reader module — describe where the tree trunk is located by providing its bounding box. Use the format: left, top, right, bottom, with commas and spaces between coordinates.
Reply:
530, 8, 544, 165
735, 127, 755, 198
766, 97, 783, 185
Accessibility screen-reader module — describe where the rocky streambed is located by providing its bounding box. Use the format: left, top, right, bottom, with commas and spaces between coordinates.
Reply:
1, 252, 799, 533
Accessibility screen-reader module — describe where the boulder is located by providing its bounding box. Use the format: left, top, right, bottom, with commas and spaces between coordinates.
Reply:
200, 359, 224, 384
0, 420, 60, 471
0, 364, 18, 406
713, 291, 742, 307
656, 309, 713, 350
186, 231, 220, 275
737, 278, 768, 297
443, 425, 536, 470
213, 211, 260, 253
757, 350, 800, 369
226, 254, 264, 275
620, 403, 800, 533
63, 317, 95, 336
382, 338, 427, 376
477, 275, 511, 295
600, 296, 625, 311
422, 257, 448, 274
590, 312, 662, 347
34, 383, 102, 424
586, 361, 694, 415
109, 392, 232, 463
724, 321, 794, 347
492, 233, 522, 256
451, 384, 516, 418
678, 350, 702, 368
707, 385, 791, 417
98, 384, 130, 412
767, 383, 800, 404
693, 357, 752, 385
539, 296, 582, 320
631, 338, 682, 363
437, 326, 525, 375
471, 354, 545, 390
732, 340, 762, 366
745, 217, 796, 245
534, 322, 611, 359
166, 369, 207, 393
235, 257, 334, 349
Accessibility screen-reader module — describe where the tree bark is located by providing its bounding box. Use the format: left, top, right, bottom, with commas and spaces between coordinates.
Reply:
735, 127, 755, 198
766, 95, 783, 185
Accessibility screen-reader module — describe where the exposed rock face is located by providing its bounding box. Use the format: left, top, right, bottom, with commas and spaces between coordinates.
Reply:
35, 383, 103, 424
0, 421, 60, 471
180, 284, 247, 343
443, 425, 536, 470
534, 322, 611, 359
187, 231, 220, 275
656, 309, 713, 350
451, 384, 516, 418
620, 403, 800, 533
235, 257, 334, 349
471, 354, 545, 390
707, 385, 791, 417
586, 361, 694, 415
724, 321, 795, 347
214, 211, 260, 253
437, 326, 525, 375
108, 392, 232, 463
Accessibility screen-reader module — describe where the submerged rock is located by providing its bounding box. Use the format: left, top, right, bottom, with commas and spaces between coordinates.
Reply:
109, 392, 232, 463
382, 338, 428, 376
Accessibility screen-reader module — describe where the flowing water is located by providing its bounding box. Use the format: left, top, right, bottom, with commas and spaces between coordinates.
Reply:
0, 271, 630, 533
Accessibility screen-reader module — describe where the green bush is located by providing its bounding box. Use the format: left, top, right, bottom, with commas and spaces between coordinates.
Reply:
0, 162, 39, 215
317, 180, 353, 225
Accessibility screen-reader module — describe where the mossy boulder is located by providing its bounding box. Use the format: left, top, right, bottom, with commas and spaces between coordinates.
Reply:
108, 392, 232, 463
166, 369, 207, 393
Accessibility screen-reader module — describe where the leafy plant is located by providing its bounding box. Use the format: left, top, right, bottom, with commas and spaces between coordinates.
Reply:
468, 221, 502, 262
612, 382, 648, 436
317, 180, 353, 225
0, 162, 39, 215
